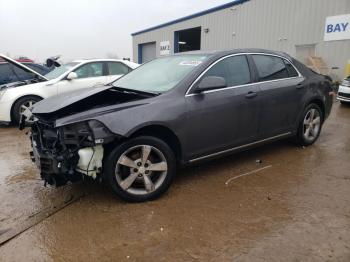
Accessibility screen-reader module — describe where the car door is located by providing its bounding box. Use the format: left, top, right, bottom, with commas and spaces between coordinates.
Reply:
106, 62, 131, 82
185, 54, 261, 159
250, 54, 306, 138
56, 62, 108, 94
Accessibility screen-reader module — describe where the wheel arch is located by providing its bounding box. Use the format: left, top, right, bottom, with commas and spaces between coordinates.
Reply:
128, 125, 183, 162
10, 94, 44, 121
293, 97, 326, 133
307, 98, 325, 119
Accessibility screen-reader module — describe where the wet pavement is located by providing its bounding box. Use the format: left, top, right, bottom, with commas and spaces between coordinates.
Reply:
0, 101, 350, 261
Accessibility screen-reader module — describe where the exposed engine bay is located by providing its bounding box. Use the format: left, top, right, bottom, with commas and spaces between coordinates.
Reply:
30, 120, 112, 186
28, 87, 154, 187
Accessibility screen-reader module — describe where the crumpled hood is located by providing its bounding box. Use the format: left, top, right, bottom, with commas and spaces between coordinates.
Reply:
33, 85, 111, 114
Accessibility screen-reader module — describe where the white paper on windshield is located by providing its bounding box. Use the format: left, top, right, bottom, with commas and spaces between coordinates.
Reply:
179, 61, 202, 66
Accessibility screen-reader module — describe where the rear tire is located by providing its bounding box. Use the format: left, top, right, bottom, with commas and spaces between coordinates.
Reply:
294, 103, 323, 146
104, 136, 176, 202
12, 96, 41, 124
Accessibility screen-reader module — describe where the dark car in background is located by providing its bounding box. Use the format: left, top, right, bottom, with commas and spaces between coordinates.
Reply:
0, 60, 51, 86
26, 49, 333, 202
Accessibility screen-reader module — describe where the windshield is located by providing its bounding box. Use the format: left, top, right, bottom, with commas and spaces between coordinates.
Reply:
113, 55, 208, 93
45, 62, 79, 80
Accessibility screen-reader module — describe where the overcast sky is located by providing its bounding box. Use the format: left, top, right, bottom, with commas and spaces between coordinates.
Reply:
0, 0, 230, 63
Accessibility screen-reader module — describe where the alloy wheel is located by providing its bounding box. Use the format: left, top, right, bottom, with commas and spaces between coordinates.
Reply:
303, 108, 321, 142
115, 145, 168, 195
20, 100, 36, 123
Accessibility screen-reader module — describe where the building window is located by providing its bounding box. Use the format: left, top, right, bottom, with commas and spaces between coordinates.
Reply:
174, 27, 201, 53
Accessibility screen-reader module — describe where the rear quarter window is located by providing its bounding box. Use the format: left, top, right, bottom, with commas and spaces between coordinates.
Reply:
284, 60, 299, 77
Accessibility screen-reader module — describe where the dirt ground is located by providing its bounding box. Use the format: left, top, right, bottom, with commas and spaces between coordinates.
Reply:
0, 101, 349, 262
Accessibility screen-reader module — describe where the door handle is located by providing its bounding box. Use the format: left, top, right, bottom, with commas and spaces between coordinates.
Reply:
296, 83, 306, 89
245, 91, 257, 99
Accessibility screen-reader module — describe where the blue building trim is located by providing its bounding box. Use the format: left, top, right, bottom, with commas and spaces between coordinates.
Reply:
131, 0, 250, 36
174, 31, 179, 53
138, 44, 143, 64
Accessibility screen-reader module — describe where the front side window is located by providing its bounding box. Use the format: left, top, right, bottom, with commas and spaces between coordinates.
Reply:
74, 62, 103, 79
113, 55, 208, 93
203, 55, 251, 87
108, 62, 130, 75
252, 55, 289, 81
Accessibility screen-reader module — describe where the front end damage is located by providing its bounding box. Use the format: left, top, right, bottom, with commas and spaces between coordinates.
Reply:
30, 119, 117, 186
23, 85, 155, 187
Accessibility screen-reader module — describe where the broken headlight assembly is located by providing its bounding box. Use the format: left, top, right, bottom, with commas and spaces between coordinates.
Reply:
87, 120, 115, 145
62, 120, 115, 180
61, 120, 114, 146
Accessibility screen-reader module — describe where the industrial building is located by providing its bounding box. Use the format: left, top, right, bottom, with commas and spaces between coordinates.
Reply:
132, 0, 350, 80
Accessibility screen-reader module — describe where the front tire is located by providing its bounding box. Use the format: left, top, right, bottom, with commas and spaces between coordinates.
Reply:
12, 96, 41, 124
294, 103, 323, 146
104, 136, 176, 202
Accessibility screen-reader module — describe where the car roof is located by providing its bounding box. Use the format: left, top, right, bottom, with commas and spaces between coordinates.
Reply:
173, 48, 292, 60
71, 58, 139, 68
72, 58, 125, 63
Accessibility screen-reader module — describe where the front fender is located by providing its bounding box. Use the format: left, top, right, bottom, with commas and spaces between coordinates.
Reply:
55, 96, 186, 139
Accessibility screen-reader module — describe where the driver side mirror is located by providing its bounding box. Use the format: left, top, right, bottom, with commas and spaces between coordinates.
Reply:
66, 72, 78, 80
194, 76, 227, 93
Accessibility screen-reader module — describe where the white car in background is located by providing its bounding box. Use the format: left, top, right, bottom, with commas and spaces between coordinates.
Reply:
337, 76, 350, 104
0, 56, 139, 124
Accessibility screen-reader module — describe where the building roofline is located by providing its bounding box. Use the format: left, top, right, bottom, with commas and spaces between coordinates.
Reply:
131, 0, 249, 36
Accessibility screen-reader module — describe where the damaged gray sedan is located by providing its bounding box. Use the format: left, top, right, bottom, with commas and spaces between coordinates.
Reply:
25, 49, 333, 202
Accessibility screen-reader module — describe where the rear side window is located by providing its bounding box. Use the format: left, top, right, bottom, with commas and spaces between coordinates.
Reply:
252, 55, 289, 81
74, 62, 103, 78
107, 62, 130, 75
204, 55, 251, 87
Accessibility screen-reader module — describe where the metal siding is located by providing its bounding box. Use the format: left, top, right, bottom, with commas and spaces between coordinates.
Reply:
133, 0, 350, 79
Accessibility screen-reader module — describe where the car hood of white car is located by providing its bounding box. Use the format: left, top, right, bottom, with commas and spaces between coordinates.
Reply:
2, 79, 58, 94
